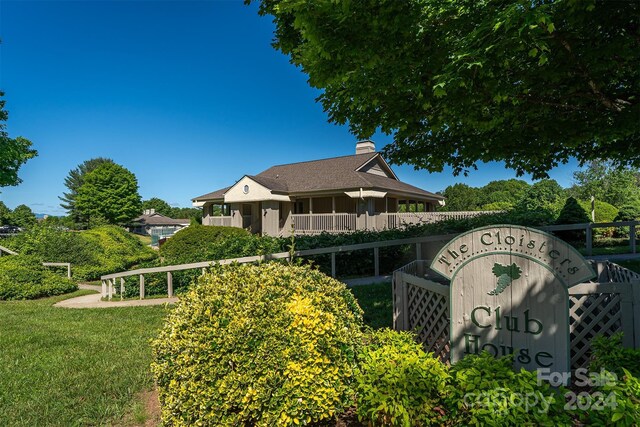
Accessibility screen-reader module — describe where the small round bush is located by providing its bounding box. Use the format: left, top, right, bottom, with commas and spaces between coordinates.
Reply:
151, 263, 363, 426
355, 329, 449, 426
0, 255, 77, 300
446, 352, 571, 426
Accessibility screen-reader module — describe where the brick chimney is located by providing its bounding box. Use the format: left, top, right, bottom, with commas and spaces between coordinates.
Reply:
356, 140, 376, 154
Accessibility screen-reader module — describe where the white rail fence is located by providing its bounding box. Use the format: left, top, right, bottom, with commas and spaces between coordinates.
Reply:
0, 245, 18, 256
100, 221, 639, 300
0, 245, 72, 278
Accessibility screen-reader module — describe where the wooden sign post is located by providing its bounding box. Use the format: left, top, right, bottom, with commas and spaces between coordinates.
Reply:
431, 225, 596, 373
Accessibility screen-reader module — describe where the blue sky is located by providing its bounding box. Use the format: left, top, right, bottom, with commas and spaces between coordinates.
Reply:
0, 0, 579, 215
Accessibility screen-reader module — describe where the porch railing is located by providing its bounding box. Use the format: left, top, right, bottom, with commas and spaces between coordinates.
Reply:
381, 211, 498, 228
291, 213, 357, 234
292, 211, 498, 234
209, 216, 233, 227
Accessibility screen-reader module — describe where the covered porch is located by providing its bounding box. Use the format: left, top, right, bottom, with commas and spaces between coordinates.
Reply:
201, 192, 455, 236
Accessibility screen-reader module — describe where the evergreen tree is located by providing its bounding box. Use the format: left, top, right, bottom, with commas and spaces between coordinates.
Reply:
75, 162, 142, 226
59, 158, 114, 223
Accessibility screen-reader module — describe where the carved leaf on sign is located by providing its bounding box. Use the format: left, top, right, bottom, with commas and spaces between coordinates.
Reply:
488, 263, 522, 296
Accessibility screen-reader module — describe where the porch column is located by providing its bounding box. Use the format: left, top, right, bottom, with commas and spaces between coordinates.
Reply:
261, 200, 279, 237
332, 196, 336, 231
367, 198, 375, 230
230, 203, 242, 228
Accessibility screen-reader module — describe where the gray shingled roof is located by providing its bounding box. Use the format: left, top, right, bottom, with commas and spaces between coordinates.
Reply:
130, 213, 190, 226
193, 153, 443, 201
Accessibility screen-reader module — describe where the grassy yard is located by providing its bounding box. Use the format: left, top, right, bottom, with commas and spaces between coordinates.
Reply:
133, 233, 153, 246
0, 290, 170, 427
349, 282, 393, 330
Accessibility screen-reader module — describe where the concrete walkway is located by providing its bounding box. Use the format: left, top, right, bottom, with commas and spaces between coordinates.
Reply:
54, 284, 178, 309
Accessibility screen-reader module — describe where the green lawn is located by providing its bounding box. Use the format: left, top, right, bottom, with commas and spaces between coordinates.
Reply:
0, 290, 170, 427
349, 282, 393, 330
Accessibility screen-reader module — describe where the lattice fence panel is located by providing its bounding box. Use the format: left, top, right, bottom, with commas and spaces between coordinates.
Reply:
395, 261, 637, 370
406, 284, 450, 361
606, 261, 640, 283
569, 293, 623, 369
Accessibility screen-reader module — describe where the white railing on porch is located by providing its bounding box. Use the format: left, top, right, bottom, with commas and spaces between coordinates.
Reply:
381, 211, 498, 229
292, 213, 357, 234
209, 216, 233, 227
291, 211, 499, 234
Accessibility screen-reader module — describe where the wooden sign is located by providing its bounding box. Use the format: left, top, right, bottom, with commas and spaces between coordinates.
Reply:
431, 225, 596, 372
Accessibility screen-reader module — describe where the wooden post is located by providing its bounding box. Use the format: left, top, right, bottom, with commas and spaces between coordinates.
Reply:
402, 272, 409, 329
139, 274, 145, 300
120, 277, 125, 301
392, 270, 403, 330
101, 280, 106, 298
374, 247, 380, 277
67, 263, 71, 279
630, 224, 636, 254
331, 252, 336, 278
415, 243, 422, 261
633, 280, 640, 349
108, 279, 114, 301
586, 224, 593, 257
167, 271, 173, 298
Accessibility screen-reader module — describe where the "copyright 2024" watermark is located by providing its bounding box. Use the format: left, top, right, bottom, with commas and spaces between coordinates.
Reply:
463, 368, 619, 414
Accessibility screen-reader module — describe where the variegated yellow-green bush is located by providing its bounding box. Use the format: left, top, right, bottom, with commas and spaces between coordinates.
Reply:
355, 329, 450, 426
151, 262, 363, 426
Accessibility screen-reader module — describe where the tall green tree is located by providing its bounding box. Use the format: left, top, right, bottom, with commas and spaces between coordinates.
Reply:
141, 198, 173, 216
169, 207, 203, 223
59, 158, 114, 222
253, 0, 639, 178
439, 184, 482, 211
0, 92, 37, 188
0, 201, 11, 225
480, 180, 530, 208
570, 160, 640, 207
10, 204, 37, 229
75, 163, 142, 226
516, 179, 565, 213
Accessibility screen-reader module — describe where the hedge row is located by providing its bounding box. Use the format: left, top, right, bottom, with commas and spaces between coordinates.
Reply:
4, 225, 157, 280
0, 255, 77, 300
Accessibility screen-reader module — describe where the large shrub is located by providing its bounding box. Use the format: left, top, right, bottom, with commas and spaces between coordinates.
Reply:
355, 329, 449, 426
160, 224, 279, 264
555, 197, 590, 244
0, 255, 77, 300
615, 204, 640, 221
578, 199, 619, 223
4, 225, 156, 280
151, 263, 363, 426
